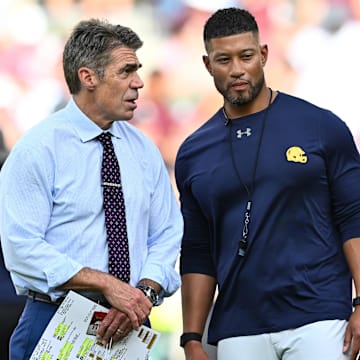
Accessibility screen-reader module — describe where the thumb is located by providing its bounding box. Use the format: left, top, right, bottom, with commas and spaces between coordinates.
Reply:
343, 324, 352, 353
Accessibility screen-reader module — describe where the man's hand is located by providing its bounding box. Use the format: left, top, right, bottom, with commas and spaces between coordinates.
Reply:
344, 307, 360, 359
103, 280, 152, 330
96, 307, 132, 344
59, 268, 153, 343
184, 341, 210, 360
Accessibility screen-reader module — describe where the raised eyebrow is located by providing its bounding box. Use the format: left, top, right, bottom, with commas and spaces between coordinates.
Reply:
123, 62, 142, 72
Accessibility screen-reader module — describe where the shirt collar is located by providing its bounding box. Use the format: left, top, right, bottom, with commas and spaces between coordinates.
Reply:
64, 98, 123, 142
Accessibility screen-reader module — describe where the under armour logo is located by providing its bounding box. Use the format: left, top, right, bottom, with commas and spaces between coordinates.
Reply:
236, 128, 252, 138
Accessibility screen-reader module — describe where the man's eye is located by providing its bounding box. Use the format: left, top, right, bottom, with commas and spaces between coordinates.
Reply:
217, 58, 229, 63
242, 54, 253, 60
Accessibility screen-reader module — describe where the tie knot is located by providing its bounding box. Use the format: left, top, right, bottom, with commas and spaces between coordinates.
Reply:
97, 132, 112, 146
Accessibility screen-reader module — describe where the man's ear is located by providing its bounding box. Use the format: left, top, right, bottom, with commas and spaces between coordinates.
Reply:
260, 44, 268, 67
78, 67, 98, 90
202, 55, 213, 76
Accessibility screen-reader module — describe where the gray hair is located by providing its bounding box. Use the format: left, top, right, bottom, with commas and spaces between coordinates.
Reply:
63, 19, 143, 94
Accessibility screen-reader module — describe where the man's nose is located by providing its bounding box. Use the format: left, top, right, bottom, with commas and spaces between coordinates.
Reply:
230, 59, 244, 77
131, 73, 144, 89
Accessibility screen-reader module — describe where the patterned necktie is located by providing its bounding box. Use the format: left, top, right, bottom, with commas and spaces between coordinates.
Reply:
98, 132, 130, 283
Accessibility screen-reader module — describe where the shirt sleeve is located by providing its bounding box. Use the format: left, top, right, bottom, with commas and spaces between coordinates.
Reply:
320, 110, 360, 242
138, 145, 183, 298
175, 147, 217, 278
0, 143, 83, 296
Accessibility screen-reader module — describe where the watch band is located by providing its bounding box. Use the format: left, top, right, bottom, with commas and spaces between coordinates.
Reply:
180, 332, 202, 348
136, 284, 158, 306
353, 296, 360, 307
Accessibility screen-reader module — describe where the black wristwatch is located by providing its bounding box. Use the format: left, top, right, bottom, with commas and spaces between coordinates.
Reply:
136, 284, 159, 306
353, 296, 360, 307
180, 332, 202, 348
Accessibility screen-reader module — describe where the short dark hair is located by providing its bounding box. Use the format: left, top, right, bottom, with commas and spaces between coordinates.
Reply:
203, 8, 259, 48
63, 19, 143, 94
0, 130, 8, 170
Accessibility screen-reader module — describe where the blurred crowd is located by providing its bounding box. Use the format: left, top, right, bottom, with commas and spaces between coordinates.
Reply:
2, 0, 360, 167
1, 0, 360, 359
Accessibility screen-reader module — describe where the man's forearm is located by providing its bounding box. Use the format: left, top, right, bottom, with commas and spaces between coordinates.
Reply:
58, 267, 113, 293
343, 237, 360, 296
181, 273, 217, 333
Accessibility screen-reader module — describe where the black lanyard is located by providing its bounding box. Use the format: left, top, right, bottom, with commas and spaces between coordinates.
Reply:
223, 88, 273, 256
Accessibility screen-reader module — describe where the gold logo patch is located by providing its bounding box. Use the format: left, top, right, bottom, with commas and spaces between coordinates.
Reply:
286, 146, 307, 163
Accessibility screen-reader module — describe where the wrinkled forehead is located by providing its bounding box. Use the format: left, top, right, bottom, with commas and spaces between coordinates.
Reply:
105, 47, 142, 72
110, 47, 140, 63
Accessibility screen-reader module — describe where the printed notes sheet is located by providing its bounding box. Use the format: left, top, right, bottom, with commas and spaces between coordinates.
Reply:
30, 290, 160, 360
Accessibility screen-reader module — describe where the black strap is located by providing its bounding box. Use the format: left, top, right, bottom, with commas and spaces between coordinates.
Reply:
180, 332, 202, 347
226, 88, 273, 256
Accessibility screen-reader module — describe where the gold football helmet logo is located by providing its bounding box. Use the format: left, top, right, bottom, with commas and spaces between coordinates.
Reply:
286, 146, 307, 163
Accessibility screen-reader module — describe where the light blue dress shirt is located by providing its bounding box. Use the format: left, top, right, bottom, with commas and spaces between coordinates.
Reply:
0, 98, 183, 301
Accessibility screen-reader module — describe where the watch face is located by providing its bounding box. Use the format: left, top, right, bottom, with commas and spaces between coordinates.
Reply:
138, 285, 158, 305
148, 289, 158, 305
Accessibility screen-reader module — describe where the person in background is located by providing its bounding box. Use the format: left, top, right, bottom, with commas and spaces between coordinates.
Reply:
0, 19, 183, 360
0, 129, 26, 359
0, 130, 8, 170
175, 7, 360, 360
0, 249, 26, 359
